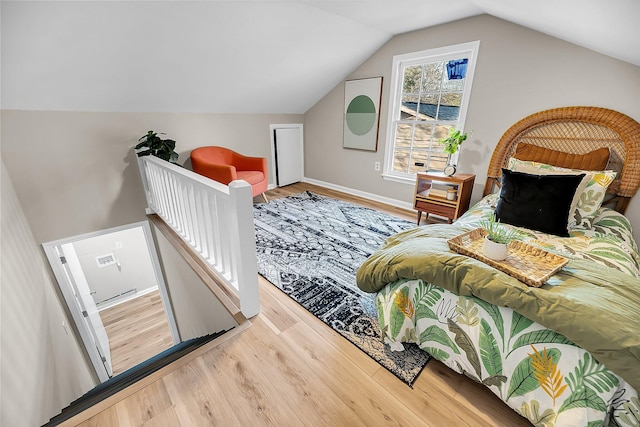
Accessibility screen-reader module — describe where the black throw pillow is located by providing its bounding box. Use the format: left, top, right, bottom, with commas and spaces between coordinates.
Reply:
495, 168, 585, 237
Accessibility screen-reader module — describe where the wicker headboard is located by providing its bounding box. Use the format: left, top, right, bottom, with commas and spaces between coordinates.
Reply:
483, 106, 640, 214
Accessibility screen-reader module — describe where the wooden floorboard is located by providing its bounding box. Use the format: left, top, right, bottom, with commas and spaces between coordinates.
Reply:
75, 182, 530, 426
100, 290, 174, 376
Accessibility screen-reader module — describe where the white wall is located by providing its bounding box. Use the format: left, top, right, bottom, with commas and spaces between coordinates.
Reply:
0, 111, 303, 244
304, 14, 640, 240
152, 224, 238, 341
0, 161, 95, 427
73, 225, 157, 307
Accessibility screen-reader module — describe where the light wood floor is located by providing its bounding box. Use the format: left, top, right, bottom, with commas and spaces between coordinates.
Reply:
74, 182, 530, 426
100, 290, 174, 376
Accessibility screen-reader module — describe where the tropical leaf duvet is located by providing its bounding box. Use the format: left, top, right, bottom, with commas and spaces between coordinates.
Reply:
361, 194, 640, 427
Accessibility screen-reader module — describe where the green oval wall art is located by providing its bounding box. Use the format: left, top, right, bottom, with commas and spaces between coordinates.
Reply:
343, 77, 382, 151
346, 95, 376, 136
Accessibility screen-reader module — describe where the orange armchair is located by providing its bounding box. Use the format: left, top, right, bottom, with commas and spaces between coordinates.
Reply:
190, 146, 269, 202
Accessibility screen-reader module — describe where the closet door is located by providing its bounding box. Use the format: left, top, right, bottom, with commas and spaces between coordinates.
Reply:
273, 126, 303, 187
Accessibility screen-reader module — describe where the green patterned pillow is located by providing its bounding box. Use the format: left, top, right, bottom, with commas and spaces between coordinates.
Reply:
507, 158, 617, 228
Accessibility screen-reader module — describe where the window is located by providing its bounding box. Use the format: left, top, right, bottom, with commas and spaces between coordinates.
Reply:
383, 41, 479, 183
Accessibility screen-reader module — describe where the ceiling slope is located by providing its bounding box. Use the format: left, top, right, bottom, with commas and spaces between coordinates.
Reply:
470, 0, 640, 68
1, 1, 638, 114
1, 1, 393, 113
304, 0, 483, 35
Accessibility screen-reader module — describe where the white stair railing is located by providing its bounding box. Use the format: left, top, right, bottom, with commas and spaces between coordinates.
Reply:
137, 155, 260, 318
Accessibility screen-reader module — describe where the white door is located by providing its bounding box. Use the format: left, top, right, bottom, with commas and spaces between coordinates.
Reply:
273, 126, 303, 187
59, 243, 113, 378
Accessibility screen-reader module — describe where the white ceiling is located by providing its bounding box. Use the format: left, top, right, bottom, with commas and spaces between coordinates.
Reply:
1, 0, 638, 114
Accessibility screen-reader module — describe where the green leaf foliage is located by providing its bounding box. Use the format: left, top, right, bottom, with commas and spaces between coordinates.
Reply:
561, 353, 610, 416
579, 189, 600, 210
380, 324, 390, 340
377, 299, 386, 331
413, 281, 442, 321
474, 297, 506, 344
482, 375, 507, 388
413, 280, 444, 308
448, 318, 482, 378
581, 253, 620, 271
415, 304, 437, 323
593, 216, 631, 232
423, 347, 450, 361
558, 385, 606, 414
520, 400, 556, 427
419, 325, 460, 354
375, 291, 393, 339
389, 298, 407, 340
510, 312, 534, 340
479, 319, 503, 378
510, 330, 573, 354
618, 396, 640, 426
456, 297, 479, 327
507, 348, 560, 401
571, 353, 619, 394
439, 127, 469, 155
398, 327, 417, 343
582, 248, 636, 276
135, 130, 180, 164
506, 360, 538, 401
589, 246, 633, 262
479, 211, 524, 244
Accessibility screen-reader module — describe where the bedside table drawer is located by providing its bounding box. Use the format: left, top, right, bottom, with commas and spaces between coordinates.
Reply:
415, 200, 455, 218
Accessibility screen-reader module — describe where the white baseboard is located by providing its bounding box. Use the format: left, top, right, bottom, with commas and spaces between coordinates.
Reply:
302, 177, 414, 211
97, 285, 159, 312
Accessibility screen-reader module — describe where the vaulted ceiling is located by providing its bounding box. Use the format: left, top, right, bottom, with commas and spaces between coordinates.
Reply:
1, 0, 638, 114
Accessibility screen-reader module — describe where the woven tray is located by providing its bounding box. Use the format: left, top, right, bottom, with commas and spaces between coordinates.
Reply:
447, 228, 569, 287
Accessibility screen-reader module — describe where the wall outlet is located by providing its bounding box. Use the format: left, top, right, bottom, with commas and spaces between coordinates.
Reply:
374, 161, 381, 171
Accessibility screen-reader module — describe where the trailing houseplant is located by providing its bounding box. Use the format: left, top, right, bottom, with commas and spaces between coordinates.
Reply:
135, 130, 180, 164
479, 212, 523, 261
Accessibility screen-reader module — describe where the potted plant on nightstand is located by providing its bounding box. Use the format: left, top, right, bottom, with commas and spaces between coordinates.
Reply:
134, 130, 180, 164
439, 127, 470, 176
479, 213, 522, 261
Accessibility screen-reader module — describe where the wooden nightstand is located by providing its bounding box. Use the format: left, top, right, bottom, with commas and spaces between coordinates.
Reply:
414, 172, 476, 224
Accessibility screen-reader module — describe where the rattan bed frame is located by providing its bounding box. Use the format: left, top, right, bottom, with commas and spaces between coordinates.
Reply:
483, 106, 640, 214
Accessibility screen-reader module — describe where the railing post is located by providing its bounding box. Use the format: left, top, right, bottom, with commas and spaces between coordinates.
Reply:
136, 155, 156, 215
228, 181, 260, 318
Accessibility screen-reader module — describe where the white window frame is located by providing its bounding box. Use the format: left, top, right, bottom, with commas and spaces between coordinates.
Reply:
382, 40, 480, 184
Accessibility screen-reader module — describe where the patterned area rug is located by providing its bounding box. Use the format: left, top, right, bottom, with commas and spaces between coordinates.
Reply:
253, 191, 431, 386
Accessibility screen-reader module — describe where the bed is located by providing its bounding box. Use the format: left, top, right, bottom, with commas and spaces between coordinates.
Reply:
356, 106, 640, 427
